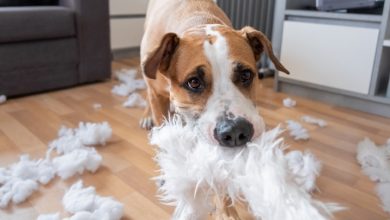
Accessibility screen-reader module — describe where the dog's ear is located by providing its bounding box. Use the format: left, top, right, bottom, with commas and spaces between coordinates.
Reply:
142, 33, 180, 79
240, 26, 289, 74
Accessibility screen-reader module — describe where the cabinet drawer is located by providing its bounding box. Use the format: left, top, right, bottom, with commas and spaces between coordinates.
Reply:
280, 21, 379, 94
110, 18, 145, 49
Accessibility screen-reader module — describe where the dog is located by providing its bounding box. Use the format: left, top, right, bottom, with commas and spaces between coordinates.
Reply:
141, 0, 289, 217
140, 0, 288, 137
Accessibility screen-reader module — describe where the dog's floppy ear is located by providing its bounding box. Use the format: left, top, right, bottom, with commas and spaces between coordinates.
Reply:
143, 33, 180, 79
240, 26, 289, 74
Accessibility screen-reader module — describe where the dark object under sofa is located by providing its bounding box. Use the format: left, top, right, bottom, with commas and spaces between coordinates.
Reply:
0, 0, 111, 97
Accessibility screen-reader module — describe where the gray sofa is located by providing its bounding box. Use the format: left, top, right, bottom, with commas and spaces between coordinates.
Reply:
0, 0, 111, 97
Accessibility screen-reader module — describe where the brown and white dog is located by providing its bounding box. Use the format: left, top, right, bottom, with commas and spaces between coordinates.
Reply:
140, 0, 289, 147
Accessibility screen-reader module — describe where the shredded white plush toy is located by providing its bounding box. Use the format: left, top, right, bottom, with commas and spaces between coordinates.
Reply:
151, 118, 342, 220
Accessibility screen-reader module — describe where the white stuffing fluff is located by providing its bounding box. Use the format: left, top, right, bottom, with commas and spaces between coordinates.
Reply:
151, 118, 342, 220
49, 122, 112, 153
74, 122, 112, 146
122, 92, 147, 108
357, 138, 390, 214
37, 213, 60, 220
52, 148, 102, 180
301, 115, 327, 128
62, 181, 124, 220
0, 94, 6, 104
49, 122, 110, 179
356, 138, 390, 182
285, 151, 322, 192
283, 97, 296, 108
286, 120, 310, 140
0, 122, 112, 208
92, 103, 102, 110
377, 182, 390, 213
111, 69, 146, 97
0, 155, 54, 208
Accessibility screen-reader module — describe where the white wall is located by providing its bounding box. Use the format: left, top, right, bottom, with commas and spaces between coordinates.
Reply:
109, 0, 148, 50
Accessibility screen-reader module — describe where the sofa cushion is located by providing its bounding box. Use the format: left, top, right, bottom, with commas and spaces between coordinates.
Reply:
0, 38, 79, 72
0, 0, 58, 7
0, 64, 79, 97
0, 6, 75, 43
0, 38, 79, 97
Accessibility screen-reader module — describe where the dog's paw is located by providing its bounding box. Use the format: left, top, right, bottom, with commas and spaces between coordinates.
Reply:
139, 116, 154, 130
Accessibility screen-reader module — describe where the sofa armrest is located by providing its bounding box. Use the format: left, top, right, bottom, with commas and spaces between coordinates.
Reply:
60, 0, 111, 83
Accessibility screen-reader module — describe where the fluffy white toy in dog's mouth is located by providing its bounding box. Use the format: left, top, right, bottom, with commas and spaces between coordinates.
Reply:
151, 118, 343, 220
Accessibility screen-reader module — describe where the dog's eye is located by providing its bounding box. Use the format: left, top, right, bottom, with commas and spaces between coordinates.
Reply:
239, 70, 253, 86
185, 77, 204, 92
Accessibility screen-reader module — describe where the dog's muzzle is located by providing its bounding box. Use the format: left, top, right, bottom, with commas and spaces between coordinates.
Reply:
214, 117, 254, 147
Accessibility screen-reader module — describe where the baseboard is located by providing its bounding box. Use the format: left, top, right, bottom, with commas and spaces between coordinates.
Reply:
278, 80, 390, 118
111, 47, 140, 60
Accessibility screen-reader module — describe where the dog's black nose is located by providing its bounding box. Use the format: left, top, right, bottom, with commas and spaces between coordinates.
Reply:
214, 117, 254, 147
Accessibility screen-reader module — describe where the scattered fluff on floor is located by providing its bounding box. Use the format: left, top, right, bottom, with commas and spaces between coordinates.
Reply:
357, 138, 390, 213
111, 68, 147, 109
286, 120, 310, 140
301, 115, 327, 128
52, 148, 102, 180
37, 181, 124, 220
123, 92, 147, 108
92, 103, 102, 110
283, 97, 296, 108
111, 68, 146, 97
377, 182, 390, 213
0, 94, 6, 104
151, 118, 342, 220
0, 122, 112, 208
357, 138, 390, 182
0, 155, 54, 208
285, 151, 322, 192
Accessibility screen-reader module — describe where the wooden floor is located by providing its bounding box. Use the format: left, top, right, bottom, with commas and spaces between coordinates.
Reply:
0, 57, 389, 220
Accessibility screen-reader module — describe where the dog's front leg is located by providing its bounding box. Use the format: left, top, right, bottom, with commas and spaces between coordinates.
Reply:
140, 87, 170, 129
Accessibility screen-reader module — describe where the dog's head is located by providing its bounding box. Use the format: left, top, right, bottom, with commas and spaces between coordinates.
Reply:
143, 25, 289, 147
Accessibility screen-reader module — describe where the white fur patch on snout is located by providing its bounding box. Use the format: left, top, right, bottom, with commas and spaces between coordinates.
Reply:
198, 25, 264, 143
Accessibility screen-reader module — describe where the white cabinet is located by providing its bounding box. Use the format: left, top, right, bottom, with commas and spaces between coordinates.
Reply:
109, 0, 148, 50
109, 0, 148, 15
280, 21, 379, 94
110, 18, 145, 50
